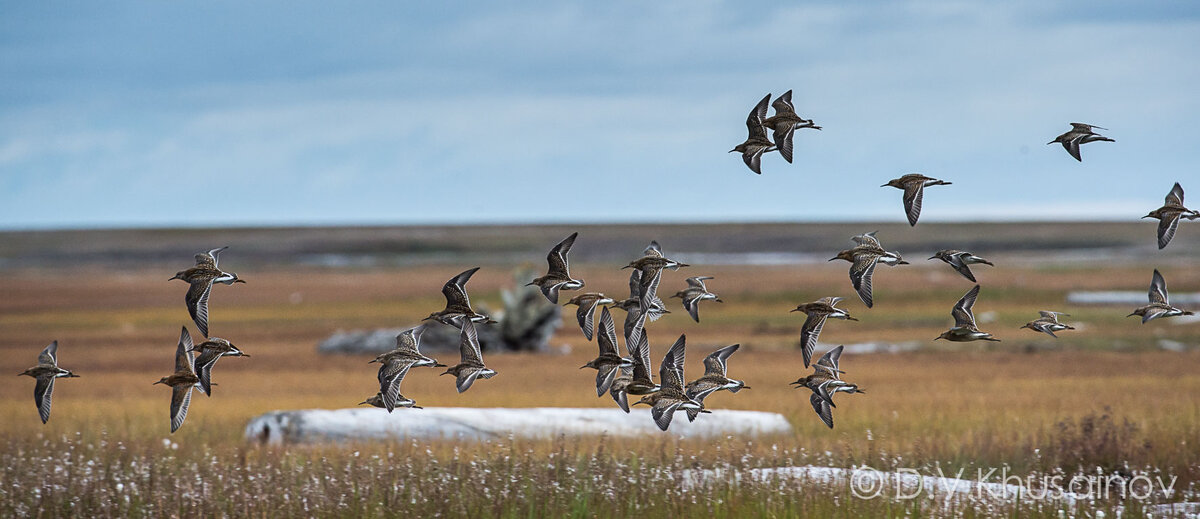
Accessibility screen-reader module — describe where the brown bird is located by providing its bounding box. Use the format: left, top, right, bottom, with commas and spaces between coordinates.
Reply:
790, 346, 864, 429
1128, 269, 1194, 323
684, 344, 748, 422
1020, 311, 1075, 338
188, 336, 249, 397
671, 276, 722, 323
929, 249, 994, 283
424, 267, 495, 327
440, 320, 497, 393
580, 307, 634, 397
527, 232, 584, 304
168, 247, 246, 338
730, 93, 777, 174
632, 335, 705, 431
762, 89, 821, 163
18, 340, 79, 424
791, 296, 857, 368
881, 174, 952, 226
370, 325, 443, 412
153, 326, 202, 433
358, 392, 421, 410
1143, 182, 1199, 249
1048, 122, 1114, 162
830, 232, 908, 308
935, 285, 1000, 342
565, 292, 615, 341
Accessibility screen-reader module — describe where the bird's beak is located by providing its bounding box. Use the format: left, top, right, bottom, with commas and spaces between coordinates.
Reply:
358, 400, 369, 406
241, 353, 250, 357
928, 255, 937, 260
69, 373, 80, 378
790, 308, 800, 312
898, 260, 910, 265
880, 184, 889, 187
1045, 141, 1055, 145
235, 279, 247, 284
827, 257, 837, 262
846, 316, 859, 321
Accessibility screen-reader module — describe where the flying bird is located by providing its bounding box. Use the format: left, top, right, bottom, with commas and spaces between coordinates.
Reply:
369, 325, 444, 412
527, 232, 584, 304
188, 336, 249, 397
1143, 182, 1199, 249
1020, 311, 1075, 338
358, 392, 421, 410
791, 296, 858, 368
929, 249, 995, 283
19, 340, 79, 424
881, 174, 952, 226
730, 93, 777, 174
153, 327, 202, 433
762, 89, 821, 163
684, 344, 748, 422
580, 307, 634, 397
935, 285, 1000, 342
1128, 269, 1194, 323
564, 293, 615, 341
424, 267, 495, 327
633, 335, 705, 431
830, 232, 908, 308
440, 320, 497, 393
790, 346, 864, 429
1048, 123, 1114, 162
169, 247, 246, 338
671, 276, 722, 323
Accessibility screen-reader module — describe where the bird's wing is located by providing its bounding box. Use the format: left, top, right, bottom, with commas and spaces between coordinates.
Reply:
1157, 213, 1181, 250
652, 400, 682, 431
810, 392, 834, 429
815, 345, 844, 374
194, 350, 223, 397
703, 343, 740, 377
547, 232, 578, 277
381, 361, 415, 412
184, 277, 215, 338
176, 327, 196, 376
952, 285, 981, 328
745, 94, 771, 138
1167, 182, 1185, 206
458, 320, 484, 365
659, 335, 687, 391
170, 385, 193, 433
596, 306, 619, 356
686, 276, 713, 290
849, 255, 880, 308
901, 181, 925, 226
595, 365, 620, 397
799, 313, 827, 368
38, 340, 59, 366
34, 375, 55, 424
1149, 270, 1169, 305
455, 368, 482, 393
851, 231, 881, 248
443, 267, 480, 309
1064, 136, 1084, 162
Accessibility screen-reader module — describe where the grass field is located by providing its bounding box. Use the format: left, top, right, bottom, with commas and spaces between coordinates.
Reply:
2, 229, 1199, 516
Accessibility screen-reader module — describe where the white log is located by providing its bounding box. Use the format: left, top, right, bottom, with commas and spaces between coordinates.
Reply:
244, 407, 793, 445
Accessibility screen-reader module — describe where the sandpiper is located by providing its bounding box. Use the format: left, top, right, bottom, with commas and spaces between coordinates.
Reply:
730, 93, 777, 174
671, 276, 723, 323
1049, 123, 1114, 162
881, 174, 952, 226
790, 346, 864, 429
684, 344, 748, 422
633, 335, 705, 431
580, 306, 635, 397
614, 268, 670, 343
624, 241, 689, 280
1020, 311, 1075, 338
1128, 269, 1194, 323
188, 336, 249, 397
929, 249, 995, 283
153, 326, 201, 433
169, 247, 246, 338
608, 365, 635, 413
19, 340, 79, 424
440, 320, 497, 393
830, 232, 908, 308
936, 285, 1000, 342
527, 232, 585, 304
791, 296, 858, 368
565, 293, 615, 341
1143, 182, 1199, 249
762, 89, 821, 163
370, 325, 444, 412
358, 392, 421, 410
424, 267, 495, 327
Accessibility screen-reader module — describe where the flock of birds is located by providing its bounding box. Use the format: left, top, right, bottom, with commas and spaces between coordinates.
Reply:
17, 93, 1199, 432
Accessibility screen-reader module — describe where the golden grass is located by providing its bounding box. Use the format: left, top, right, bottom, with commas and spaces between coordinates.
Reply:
1, 262, 1198, 516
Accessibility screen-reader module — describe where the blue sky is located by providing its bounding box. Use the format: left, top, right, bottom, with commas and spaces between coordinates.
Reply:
1, 1, 1198, 229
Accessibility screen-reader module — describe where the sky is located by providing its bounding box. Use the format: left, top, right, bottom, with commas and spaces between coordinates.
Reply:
1, 1, 1198, 229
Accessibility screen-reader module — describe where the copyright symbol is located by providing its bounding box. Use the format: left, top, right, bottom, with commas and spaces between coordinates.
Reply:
851, 465, 884, 499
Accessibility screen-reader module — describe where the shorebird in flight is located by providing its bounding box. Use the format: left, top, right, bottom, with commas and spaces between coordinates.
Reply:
169, 247, 245, 338
1048, 122, 1113, 162
19, 340, 79, 424
830, 232, 908, 308
1128, 269, 1194, 323
881, 174, 952, 226
929, 249, 994, 283
528, 232, 584, 304
1143, 182, 1198, 249
730, 93, 777, 174
791, 296, 857, 368
936, 285, 1000, 342
424, 267, 495, 327
762, 89, 821, 163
